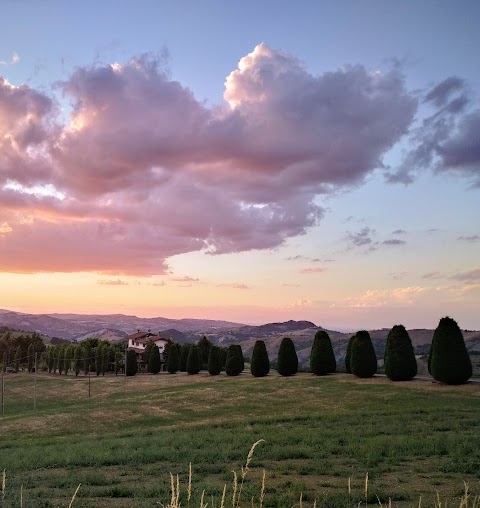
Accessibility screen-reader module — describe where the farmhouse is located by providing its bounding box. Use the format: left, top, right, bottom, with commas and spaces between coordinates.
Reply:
126, 330, 169, 371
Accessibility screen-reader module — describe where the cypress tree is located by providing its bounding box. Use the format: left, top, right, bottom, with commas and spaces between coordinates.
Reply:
384, 325, 417, 381
251, 340, 270, 377
27, 343, 35, 373
208, 345, 222, 375
47, 347, 54, 373
14, 345, 22, 372
277, 337, 298, 376
149, 344, 161, 374
186, 345, 202, 374
126, 350, 137, 376
2, 351, 7, 372
235, 344, 245, 372
180, 343, 192, 372
74, 346, 84, 376
344, 336, 355, 373
95, 346, 103, 376
143, 342, 154, 372
167, 343, 180, 373
225, 344, 243, 376
430, 317, 472, 385
310, 330, 336, 375
350, 331, 377, 378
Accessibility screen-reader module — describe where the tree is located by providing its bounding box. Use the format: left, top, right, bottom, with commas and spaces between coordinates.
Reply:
27, 343, 35, 373
277, 337, 298, 376
207, 345, 222, 375
149, 344, 161, 374
310, 330, 336, 375
14, 345, 22, 372
225, 345, 243, 376
251, 340, 270, 377
64, 344, 74, 375
235, 344, 245, 372
350, 331, 377, 378
74, 347, 84, 376
186, 345, 202, 374
384, 325, 417, 381
180, 343, 193, 372
83, 343, 92, 375
167, 343, 180, 374
197, 336, 212, 366
126, 350, 137, 376
344, 336, 355, 374
1, 351, 7, 372
429, 316, 472, 385
143, 342, 154, 372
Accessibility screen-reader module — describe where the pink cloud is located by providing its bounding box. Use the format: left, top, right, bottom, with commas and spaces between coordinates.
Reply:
170, 276, 200, 283
0, 45, 420, 275
217, 283, 250, 289
300, 267, 327, 274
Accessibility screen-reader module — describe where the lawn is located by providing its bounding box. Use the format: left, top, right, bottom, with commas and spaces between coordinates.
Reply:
0, 372, 479, 507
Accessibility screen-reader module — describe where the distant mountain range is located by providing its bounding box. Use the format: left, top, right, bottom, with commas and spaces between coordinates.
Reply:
1, 308, 479, 370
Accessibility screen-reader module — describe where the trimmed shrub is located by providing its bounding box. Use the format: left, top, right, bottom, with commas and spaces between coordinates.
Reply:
251, 340, 270, 377
310, 330, 336, 375
167, 343, 180, 374
345, 336, 355, 373
180, 343, 192, 372
149, 344, 161, 374
430, 316, 472, 385
350, 330, 377, 378
235, 344, 245, 372
384, 325, 417, 381
186, 345, 202, 374
225, 345, 243, 376
126, 350, 137, 376
277, 337, 298, 377
207, 345, 222, 375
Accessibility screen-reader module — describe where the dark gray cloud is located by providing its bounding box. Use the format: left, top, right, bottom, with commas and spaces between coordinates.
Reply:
450, 268, 480, 282
392, 229, 407, 235
424, 77, 466, 108
458, 235, 480, 242
346, 227, 375, 247
382, 239, 406, 246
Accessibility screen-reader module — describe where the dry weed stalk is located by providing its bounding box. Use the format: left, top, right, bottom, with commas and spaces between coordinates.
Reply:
234, 439, 265, 508
67, 484, 81, 508
2, 469, 5, 500
365, 472, 369, 508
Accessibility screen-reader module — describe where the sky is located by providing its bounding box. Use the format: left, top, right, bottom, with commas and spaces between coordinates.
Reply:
0, 0, 479, 330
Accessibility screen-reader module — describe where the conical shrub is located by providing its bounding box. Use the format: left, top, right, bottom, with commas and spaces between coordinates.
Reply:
167, 343, 180, 374
149, 344, 161, 374
384, 325, 417, 381
126, 350, 137, 376
310, 330, 336, 375
350, 330, 377, 378
186, 345, 202, 374
208, 345, 222, 375
277, 337, 298, 376
430, 316, 472, 385
251, 340, 270, 377
235, 344, 245, 372
344, 336, 355, 373
225, 344, 243, 376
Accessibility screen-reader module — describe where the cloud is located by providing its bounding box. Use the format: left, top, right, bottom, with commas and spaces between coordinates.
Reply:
11, 52, 19, 65
458, 235, 480, 242
388, 271, 408, 280
217, 282, 250, 289
300, 267, 326, 274
97, 278, 128, 286
389, 76, 480, 186
0, 43, 455, 276
450, 267, 480, 282
392, 229, 407, 235
422, 271, 443, 280
344, 286, 427, 308
171, 276, 200, 283
285, 298, 312, 308
346, 227, 375, 247
382, 239, 406, 246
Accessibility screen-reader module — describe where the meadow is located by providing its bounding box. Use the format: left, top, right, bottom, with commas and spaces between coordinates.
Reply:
0, 372, 479, 508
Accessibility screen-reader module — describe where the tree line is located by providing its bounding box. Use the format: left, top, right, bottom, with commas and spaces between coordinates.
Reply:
1, 316, 473, 385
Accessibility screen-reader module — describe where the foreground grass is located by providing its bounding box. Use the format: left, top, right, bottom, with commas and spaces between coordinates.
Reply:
0, 372, 479, 507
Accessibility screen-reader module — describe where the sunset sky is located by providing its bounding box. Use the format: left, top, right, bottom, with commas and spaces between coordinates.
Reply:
0, 1, 479, 330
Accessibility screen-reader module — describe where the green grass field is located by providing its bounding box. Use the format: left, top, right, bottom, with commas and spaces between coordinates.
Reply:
1, 372, 479, 507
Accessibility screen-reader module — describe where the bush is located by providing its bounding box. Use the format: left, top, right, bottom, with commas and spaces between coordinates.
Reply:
277, 337, 298, 376
235, 344, 245, 372
126, 350, 137, 376
207, 345, 222, 375
167, 343, 180, 374
310, 330, 336, 375
429, 316, 472, 385
344, 336, 355, 373
149, 344, 161, 374
384, 325, 417, 381
180, 343, 192, 372
350, 331, 377, 378
251, 340, 270, 377
225, 345, 243, 376
186, 345, 202, 374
